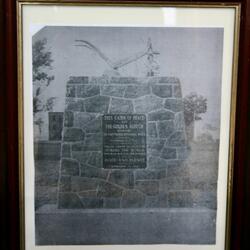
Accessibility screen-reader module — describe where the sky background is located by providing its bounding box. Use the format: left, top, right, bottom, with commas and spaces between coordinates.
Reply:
33, 26, 223, 139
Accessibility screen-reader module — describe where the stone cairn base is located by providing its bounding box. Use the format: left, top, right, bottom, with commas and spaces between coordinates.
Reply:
58, 76, 191, 209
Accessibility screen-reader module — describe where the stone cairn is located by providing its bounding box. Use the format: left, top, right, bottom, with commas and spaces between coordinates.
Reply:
58, 76, 192, 209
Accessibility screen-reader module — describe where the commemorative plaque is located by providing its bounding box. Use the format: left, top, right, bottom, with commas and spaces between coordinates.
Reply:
103, 114, 147, 169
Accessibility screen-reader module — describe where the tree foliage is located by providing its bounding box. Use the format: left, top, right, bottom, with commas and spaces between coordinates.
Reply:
33, 39, 53, 81
32, 38, 55, 115
183, 92, 207, 126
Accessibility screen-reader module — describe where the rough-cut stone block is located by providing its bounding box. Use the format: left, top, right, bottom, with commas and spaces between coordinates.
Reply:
77, 85, 100, 98
134, 95, 163, 113
109, 98, 133, 113
167, 163, 189, 177
158, 120, 175, 138
62, 144, 71, 158
78, 190, 97, 197
136, 180, 159, 196
148, 138, 165, 156
109, 170, 134, 189
84, 96, 110, 113
97, 182, 123, 198
124, 85, 150, 98
59, 175, 71, 192
63, 128, 85, 142
101, 85, 126, 97
168, 191, 193, 207
164, 98, 183, 112
58, 193, 83, 208
148, 109, 174, 121
161, 147, 177, 160
145, 193, 168, 208
80, 198, 104, 208
148, 122, 158, 138
71, 138, 102, 151
80, 165, 108, 179
71, 142, 84, 151
152, 85, 172, 98
34, 142, 61, 160
121, 190, 145, 208
158, 77, 180, 84
148, 77, 180, 84
85, 117, 102, 133
173, 85, 182, 97
66, 85, 76, 97
71, 176, 99, 192
88, 152, 102, 168
103, 198, 121, 208
168, 131, 186, 147
65, 98, 85, 112
64, 111, 74, 127
84, 133, 102, 151
89, 76, 109, 84
110, 77, 139, 84
135, 169, 166, 180
68, 76, 89, 84
61, 159, 79, 176
174, 112, 185, 131
160, 177, 191, 191
148, 156, 168, 169
73, 112, 96, 128
71, 152, 89, 165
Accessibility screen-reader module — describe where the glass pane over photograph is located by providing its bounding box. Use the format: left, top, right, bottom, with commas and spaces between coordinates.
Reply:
33, 26, 222, 245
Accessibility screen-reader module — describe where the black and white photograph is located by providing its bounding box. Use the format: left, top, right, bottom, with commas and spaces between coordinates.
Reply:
33, 26, 223, 245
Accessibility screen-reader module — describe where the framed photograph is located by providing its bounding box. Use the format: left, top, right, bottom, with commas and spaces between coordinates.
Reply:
17, 1, 241, 250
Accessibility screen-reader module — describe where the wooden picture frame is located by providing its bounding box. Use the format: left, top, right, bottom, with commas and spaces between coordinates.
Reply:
1, 1, 250, 250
